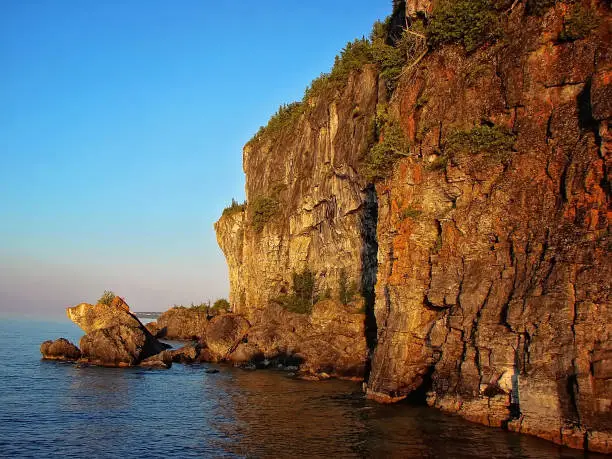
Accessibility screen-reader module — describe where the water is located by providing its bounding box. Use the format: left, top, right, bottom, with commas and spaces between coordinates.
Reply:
0, 318, 605, 458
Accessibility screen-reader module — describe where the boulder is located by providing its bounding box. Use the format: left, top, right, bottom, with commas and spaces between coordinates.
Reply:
139, 351, 172, 369
228, 342, 264, 365
145, 321, 161, 338
204, 314, 250, 360
151, 307, 208, 340
79, 324, 165, 367
169, 344, 200, 363
40, 338, 81, 361
67, 298, 168, 367
66, 302, 142, 334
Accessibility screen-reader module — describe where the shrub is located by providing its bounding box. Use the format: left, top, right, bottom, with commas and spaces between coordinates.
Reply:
444, 125, 515, 161
250, 195, 279, 232
338, 269, 359, 305
188, 302, 209, 311
222, 198, 246, 217
361, 121, 410, 182
248, 102, 305, 145
400, 206, 422, 220
371, 19, 427, 94
98, 290, 116, 306
558, 5, 599, 42
275, 268, 317, 314
212, 298, 231, 313
427, 0, 501, 52
249, 13, 428, 147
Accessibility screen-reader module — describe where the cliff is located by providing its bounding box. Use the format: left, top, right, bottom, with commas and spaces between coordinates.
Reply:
215, 0, 610, 453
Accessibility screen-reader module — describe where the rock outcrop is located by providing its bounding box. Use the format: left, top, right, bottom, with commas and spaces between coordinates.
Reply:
139, 351, 173, 369
146, 307, 209, 340
245, 301, 367, 378
215, 0, 610, 452
66, 299, 168, 367
40, 338, 81, 361
79, 324, 165, 367
365, 1, 611, 453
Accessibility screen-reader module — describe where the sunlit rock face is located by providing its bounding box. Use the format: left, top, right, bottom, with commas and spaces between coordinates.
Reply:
216, 0, 611, 452
66, 300, 167, 367
215, 65, 382, 378
366, 2, 611, 453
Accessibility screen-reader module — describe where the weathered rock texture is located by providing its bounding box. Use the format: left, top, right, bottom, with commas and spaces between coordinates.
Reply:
245, 301, 367, 378
215, 64, 381, 379
215, 64, 380, 319
40, 338, 81, 361
147, 308, 209, 340
66, 300, 167, 367
215, 0, 611, 453
67, 302, 142, 334
204, 314, 250, 361
365, 0, 611, 453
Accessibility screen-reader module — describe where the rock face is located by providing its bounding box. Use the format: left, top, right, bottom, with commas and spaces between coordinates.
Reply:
67, 302, 143, 334
365, 1, 611, 453
215, 0, 610, 452
79, 324, 165, 367
40, 338, 81, 361
246, 301, 367, 377
204, 314, 250, 361
66, 300, 167, 367
215, 64, 380, 319
215, 64, 380, 379
147, 307, 208, 340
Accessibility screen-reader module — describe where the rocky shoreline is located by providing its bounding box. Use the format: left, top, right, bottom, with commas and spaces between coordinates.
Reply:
42, 298, 363, 379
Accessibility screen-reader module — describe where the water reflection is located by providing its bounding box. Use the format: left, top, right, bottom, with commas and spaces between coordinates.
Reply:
0, 319, 608, 459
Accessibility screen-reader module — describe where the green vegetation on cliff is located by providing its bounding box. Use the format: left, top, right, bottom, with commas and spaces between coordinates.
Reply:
249, 195, 279, 232
445, 125, 515, 160
222, 198, 246, 217
248, 14, 426, 147
361, 104, 411, 182
275, 268, 317, 314
212, 298, 231, 313
427, 0, 501, 52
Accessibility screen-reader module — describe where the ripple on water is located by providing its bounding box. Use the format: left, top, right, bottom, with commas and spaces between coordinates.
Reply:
0, 318, 608, 459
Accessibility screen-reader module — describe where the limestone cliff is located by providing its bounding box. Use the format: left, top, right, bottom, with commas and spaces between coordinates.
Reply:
216, 0, 611, 452
216, 65, 380, 317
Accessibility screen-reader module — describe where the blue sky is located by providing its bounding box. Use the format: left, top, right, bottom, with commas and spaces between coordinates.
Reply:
0, 0, 390, 317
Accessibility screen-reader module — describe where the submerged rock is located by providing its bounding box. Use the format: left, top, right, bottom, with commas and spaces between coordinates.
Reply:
139, 351, 172, 369
40, 338, 81, 361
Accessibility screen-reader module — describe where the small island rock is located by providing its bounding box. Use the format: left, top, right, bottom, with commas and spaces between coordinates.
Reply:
40, 338, 81, 361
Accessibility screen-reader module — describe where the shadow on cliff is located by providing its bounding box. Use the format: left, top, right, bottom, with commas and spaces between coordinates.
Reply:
361, 185, 379, 380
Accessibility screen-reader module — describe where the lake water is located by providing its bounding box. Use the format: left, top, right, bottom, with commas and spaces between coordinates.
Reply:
0, 317, 606, 458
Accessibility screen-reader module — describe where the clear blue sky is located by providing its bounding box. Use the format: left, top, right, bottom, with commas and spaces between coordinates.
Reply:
0, 0, 390, 317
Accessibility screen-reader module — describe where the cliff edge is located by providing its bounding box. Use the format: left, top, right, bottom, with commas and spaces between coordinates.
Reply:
216, 0, 610, 452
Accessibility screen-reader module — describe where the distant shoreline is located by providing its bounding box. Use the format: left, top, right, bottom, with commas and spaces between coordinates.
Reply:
133, 311, 161, 319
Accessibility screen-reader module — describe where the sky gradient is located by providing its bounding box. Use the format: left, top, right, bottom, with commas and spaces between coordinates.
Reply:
0, 0, 390, 317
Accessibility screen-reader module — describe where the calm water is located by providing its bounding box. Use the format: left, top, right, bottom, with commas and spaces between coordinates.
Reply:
0, 317, 605, 459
